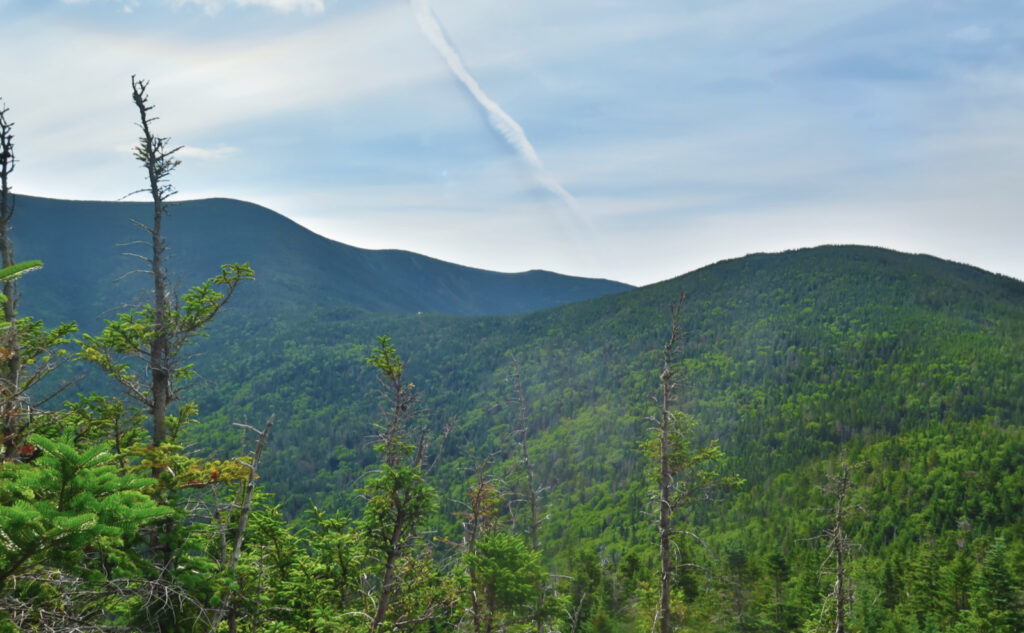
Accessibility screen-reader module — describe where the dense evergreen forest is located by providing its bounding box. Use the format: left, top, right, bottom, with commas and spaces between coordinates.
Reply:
1, 85, 1022, 633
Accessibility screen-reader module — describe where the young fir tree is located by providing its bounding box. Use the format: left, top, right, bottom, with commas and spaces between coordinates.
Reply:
971, 537, 1022, 633
463, 461, 502, 633
464, 530, 544, 633
361, 336, 456, 632
0, 433, 171, 628
460, 458, 546, 633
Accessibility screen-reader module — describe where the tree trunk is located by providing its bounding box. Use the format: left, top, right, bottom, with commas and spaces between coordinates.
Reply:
832, 464, 850, 633
131, 76, 172, 445
149, 203, 169, 445
659, 335, 675, 630
370, 504, 406, 633
510, 354, 545, 633
656, 296, 683, 633
658, 374, 673, 633
0, 102, 21, 460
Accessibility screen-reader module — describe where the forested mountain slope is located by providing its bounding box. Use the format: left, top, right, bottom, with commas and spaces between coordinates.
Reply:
178, 244, 1024, 631
184, 244, 1024, 631
11, 195, 631, 327
189, 244, 1024, 513
10, 218, 1024, 631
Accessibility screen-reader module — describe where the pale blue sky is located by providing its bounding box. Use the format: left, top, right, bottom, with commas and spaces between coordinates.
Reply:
3, 0, 1022, 285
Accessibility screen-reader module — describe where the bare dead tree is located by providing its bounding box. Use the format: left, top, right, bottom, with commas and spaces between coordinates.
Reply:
655, 295, 684, 633
0, 99, 21, 459
509, 353, 541, 551
818, 461, 858, 633
0, 569, 213, 633
1, 99, 18, 322
649, 294, 741, 633
0, 102, 74, 461
129, 75, 181, 446
207, 416, 274, 633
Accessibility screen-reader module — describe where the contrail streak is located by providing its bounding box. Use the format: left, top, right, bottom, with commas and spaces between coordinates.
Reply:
410, 0, 578, 210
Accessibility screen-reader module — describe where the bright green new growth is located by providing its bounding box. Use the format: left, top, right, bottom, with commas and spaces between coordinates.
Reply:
362, 335, 449, 632
367, 334, 404, 381
79, 262, 253, 443
464, 531, 543, 624
0, 260, 42, 303
0, 434, 170, 587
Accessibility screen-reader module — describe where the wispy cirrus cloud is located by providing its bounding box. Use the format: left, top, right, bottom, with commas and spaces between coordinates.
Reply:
178, 145, 239, 160
410, 0, 578, 212
61, 0, 324, 13
173, 0, 324, 14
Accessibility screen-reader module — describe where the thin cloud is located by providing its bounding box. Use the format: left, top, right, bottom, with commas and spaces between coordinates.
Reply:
178, 145, 239, 160
950, 25, 993, 43
174, 0, 324, 14
409, 0, 578, 211
60, 0, 321, 13
112, 143, 237, 160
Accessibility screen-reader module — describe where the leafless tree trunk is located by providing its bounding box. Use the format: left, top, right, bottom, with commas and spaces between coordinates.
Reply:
827, 463, 853, 633
208, 416, 274, 633
1, 100, 17, 323
508, 353, 551, 633
509, 354, 540, 551
0, 100, 25, 463
130, 75, 181, 446
656, 296, 684, 633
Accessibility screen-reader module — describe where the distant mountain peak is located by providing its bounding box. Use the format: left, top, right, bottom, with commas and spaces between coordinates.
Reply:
11, 194, 633, 328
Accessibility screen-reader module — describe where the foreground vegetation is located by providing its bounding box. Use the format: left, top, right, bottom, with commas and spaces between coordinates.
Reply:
1, 82, 1022, 633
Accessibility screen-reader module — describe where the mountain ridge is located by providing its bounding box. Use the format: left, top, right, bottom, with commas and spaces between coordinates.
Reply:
10, 194, 632, 328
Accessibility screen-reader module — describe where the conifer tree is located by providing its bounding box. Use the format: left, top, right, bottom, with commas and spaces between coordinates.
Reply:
463, 461, 502, 633
130, 75, 177, 446
972, 537, 1022, 633
908, 538, 943, 630
362, 336, 454, 632
0, 433, 171, 628
0, 99, 17, 339
940, 547, 976, 626
464, 531, 543, 633
74, 76, 254, 632
80, 77, 252, 448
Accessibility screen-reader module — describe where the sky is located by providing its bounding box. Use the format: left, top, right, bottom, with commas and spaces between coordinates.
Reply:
2, 0, 1023, 286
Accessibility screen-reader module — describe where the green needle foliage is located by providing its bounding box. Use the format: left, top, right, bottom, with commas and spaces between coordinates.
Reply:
0, 433, 171, 627
79, 262, 253, 443
0, 433, 169, 577
464, 531, 543, 632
